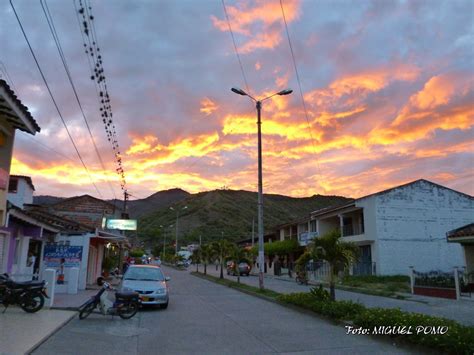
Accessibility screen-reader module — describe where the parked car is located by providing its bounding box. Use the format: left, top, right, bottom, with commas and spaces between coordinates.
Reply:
227, 262, 251, 276
120, 265, 170, 309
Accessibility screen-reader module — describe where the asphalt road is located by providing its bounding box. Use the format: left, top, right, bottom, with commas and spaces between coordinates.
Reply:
34, 266, 416, 355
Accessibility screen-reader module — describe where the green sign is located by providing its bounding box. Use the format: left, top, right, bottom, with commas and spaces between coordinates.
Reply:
106, 219, 137, 230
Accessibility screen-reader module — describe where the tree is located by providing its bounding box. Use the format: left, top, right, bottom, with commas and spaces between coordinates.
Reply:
190, 248, 202, 272
227, 245, 248, 284
211, 240, 233, 279
309, 229, 359, 301
200, 244, 214, 275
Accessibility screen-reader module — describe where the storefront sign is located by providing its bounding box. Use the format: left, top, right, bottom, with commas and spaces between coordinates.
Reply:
106, 219, 137, 230
43, 245, 83, 268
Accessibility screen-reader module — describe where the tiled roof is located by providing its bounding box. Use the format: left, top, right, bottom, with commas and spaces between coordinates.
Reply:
447, 223, 474, 239
0, 79, 40, 134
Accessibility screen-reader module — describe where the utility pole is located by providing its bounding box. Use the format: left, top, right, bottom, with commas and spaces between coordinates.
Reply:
252, 217, 255, 248
199, 235, 202, 247
231, 86, 292, 290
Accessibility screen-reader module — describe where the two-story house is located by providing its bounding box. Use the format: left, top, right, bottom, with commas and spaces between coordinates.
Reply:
307, 179, 473, 275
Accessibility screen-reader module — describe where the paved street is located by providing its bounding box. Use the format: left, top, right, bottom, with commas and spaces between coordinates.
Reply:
200, 265, 474, 326
34, 266, 415, 354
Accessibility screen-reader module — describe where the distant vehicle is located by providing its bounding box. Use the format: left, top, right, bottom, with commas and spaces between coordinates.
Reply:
119, 265, 170, 309
227, 262, 251, 276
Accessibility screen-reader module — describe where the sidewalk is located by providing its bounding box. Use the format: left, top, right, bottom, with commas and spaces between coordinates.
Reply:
197, 266, 474, 326
0, 289, 97, 354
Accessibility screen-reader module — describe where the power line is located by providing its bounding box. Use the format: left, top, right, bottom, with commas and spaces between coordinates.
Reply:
221, 0, 251, 95
40, 0, 117, 200
0, 60, 18, 92
74, 0, 127, 194
10, 0, 103, 198
279, 0, 322, 182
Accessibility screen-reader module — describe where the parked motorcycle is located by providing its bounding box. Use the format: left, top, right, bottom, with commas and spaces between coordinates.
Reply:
78, 280, 139, 320
0, 273, 48, 313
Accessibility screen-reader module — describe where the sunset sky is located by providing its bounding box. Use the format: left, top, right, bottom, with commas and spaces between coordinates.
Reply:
1, 0, 473, 200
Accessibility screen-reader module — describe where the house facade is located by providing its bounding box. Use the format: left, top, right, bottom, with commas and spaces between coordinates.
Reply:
307, 179, 473, 275
0, 80, 41, 275
45, 195, 127, 287
447, 223, 474, 290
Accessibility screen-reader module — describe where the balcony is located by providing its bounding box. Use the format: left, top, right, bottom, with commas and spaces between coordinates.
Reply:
342, 223, 364, 237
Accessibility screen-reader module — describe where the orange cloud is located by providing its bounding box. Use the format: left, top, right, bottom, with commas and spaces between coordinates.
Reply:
211, 0, 300, 53
200, 97, 218, 115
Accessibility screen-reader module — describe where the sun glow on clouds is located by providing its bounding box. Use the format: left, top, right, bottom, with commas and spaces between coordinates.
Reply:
211, 0, 300, 53
200, 97, 218, 115
8, 1, 474, 199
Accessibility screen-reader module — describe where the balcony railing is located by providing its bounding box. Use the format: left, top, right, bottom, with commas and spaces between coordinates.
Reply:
342, 224, 364, 237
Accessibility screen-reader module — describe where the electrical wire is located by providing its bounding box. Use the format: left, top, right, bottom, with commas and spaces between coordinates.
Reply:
279, 0, 323, 183
221, 0, 251, 95
10, 0, 103, 198
40, 0, 118, 200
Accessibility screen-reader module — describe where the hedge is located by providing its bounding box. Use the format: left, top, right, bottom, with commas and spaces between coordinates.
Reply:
277, 291, 474, 354
277, 292, 365, 320
353, 308, 474, 354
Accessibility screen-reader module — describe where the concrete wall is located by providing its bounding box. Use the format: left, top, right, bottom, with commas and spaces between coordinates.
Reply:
373, 181, 472, 275
0, 122, 15, 226
8, 178, 33, 208
53, 234, 92, 290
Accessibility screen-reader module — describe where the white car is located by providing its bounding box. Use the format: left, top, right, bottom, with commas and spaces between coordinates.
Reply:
120, 265, 170, 309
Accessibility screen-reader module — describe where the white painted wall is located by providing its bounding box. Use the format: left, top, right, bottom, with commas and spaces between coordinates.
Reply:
7, 178, 33, 209
372, 181, 472, 275
53, 233, 93, 290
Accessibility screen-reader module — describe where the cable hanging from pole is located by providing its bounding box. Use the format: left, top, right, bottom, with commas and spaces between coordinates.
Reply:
9, 0, 103, 198
73, 0, 127, 195
40, 0, 117, 201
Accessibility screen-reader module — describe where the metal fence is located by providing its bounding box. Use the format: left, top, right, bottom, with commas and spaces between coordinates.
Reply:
413, 270, 455, 289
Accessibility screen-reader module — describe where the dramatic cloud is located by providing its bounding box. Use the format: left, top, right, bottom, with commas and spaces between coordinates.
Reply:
2, 0, 472, 200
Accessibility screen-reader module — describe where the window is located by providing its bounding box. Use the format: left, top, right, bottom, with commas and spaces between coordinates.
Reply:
8, 178, 18, 193
310, 220, 317, 232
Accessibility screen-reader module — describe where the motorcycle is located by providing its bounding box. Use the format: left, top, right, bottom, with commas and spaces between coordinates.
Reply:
295, 271, 309, 285
78, 280, 139, 320
0, 273, 48, 313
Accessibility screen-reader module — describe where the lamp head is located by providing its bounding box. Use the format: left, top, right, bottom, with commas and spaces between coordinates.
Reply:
277, 89, 293, 96
231, 87, 247, 96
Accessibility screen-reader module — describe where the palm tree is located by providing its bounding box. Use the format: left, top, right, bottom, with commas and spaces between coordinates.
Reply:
190, 248, 202, 272
227, 245, 248, 284
211, 240, 233, 279
309, 229, 359, 301
200, 244, 213, 275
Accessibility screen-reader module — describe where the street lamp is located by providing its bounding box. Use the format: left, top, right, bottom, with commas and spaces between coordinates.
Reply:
170, 206, 188, 254
231, 87, 293, 290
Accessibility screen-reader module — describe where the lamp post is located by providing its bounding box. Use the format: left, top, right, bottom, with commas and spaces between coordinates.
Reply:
231, 87, 293, 289
160, 224, 173, 260
170, 206, 187, 254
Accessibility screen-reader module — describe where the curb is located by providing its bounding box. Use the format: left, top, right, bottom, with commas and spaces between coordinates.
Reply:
26, 311, 77, 354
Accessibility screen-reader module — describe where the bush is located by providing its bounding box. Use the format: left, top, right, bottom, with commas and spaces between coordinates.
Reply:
277, 293, 365, 320
310, 285, 330, 301
353, 308, 474, 354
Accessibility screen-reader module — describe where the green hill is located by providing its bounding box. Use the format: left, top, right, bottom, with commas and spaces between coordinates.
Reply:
137, 189, 351, 246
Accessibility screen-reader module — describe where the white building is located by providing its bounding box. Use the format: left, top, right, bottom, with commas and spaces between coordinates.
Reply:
304, 179, 473, 275
7, 175, 34, 208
